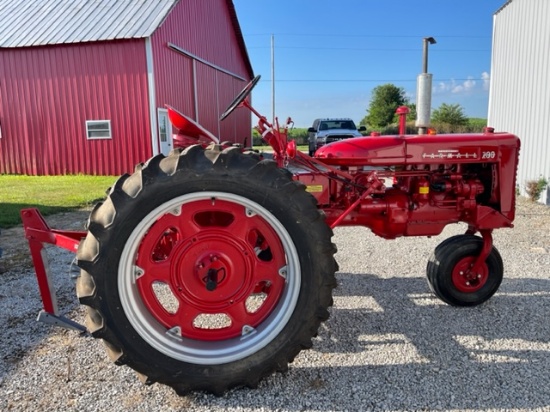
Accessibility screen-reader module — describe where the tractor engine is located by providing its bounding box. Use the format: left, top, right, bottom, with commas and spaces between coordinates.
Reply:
297, 129, 520, 239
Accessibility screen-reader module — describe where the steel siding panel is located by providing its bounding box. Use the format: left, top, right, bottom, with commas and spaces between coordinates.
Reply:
152, 0, 249, 79
489, 0, 550, 202
0, 0, 252, 175
2, 0, 37, 46
96, 2, 128, 40
152, 41, 196, 120
80, 5, 117, 42
0, 40, 151, 175
56, 2, 94, 44
150, 0, 251, 145
118, 5, 152, 39
217, 74, 238, 141
196, 63, 219, 135
133, 2, 171, 36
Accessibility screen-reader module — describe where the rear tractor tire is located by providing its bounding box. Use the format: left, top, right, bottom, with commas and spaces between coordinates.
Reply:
426, 234, 503, 306
76, 145, 337, 395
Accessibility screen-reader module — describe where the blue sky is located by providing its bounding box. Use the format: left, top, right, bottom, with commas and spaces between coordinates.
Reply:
232, 0, 506, 127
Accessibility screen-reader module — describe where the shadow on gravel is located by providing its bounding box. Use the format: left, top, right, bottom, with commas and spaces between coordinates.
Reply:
327, 273, 550, 352
279, 272, 550, 411
2, 263, 550, 411
182, 272, 550, 411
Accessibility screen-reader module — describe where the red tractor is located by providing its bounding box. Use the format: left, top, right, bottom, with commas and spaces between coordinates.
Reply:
22, 75, 520, 395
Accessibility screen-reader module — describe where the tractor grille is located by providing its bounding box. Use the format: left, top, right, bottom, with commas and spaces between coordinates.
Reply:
326, 134, 355, 144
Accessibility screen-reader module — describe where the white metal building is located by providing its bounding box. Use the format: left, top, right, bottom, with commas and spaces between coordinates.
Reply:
488, 0, 550, 204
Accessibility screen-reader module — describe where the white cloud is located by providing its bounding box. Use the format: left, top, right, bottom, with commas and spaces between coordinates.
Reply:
451, 84, 463, 93
481, 71, 490, 90
452, 76, 476, 94
437, 80, 454, 93
435, 75, 486, 95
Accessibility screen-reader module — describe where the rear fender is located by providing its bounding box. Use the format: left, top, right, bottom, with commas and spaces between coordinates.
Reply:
166, 105, 219, 148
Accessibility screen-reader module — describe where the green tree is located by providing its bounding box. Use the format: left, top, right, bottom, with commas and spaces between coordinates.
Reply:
467, 118, 487, 132
431, 103, 468, 127
361, 84, 408, 128
405, 103, 417, 121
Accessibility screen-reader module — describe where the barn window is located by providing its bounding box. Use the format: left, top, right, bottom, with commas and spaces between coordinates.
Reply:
86, 120, 111, 139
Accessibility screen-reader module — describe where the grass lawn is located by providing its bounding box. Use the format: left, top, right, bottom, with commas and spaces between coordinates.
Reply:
0, 175, 117, 228
0, 147, 309, 229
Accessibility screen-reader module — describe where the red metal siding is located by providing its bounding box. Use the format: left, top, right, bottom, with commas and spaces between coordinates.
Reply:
218, 74, 252, 145
153, 0, 250, 79
150, 0, 252, 144
0, 40, 151, 175
0, 0, 252, 175
195, 62, 220, 136
151, 42, 196, 120
217, 73, 238, 141
233, 77, 252, 145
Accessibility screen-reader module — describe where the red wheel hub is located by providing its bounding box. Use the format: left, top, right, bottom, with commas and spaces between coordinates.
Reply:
451, 256, 489, 293
174, 239, 251, 308
134, 198, 287, 341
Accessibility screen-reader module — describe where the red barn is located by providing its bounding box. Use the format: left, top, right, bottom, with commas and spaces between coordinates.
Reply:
0, 0, 253, 175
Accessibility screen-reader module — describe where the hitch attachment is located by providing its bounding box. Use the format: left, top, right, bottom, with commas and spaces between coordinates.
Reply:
21, 208, 88, 334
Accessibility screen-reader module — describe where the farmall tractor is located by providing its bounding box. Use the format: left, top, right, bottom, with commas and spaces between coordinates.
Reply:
22, 75, 520, 395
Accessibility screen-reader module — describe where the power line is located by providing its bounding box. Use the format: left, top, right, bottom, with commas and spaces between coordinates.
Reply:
261, 78, 489, 83
244, 33, 491, 39
248, 46, 489, 52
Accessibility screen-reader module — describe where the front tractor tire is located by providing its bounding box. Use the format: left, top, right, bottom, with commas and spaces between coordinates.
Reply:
76, 145, 337, 395
426, 235, 503, 306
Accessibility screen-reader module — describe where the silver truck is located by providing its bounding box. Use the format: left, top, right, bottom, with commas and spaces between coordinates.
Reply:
307, 118, 366, 156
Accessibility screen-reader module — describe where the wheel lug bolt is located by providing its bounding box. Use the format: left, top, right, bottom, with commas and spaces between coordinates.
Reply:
459, 271, 464, 276
466, 281, 470, 286
477, 274, 481, 278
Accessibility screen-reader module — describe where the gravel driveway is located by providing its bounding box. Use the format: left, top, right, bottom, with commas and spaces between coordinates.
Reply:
1, 198, 549, 411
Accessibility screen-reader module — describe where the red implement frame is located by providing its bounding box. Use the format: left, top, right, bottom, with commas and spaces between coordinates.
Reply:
21, 208, 87, 333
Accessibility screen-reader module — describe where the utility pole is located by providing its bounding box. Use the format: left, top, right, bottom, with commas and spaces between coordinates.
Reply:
271, 34, 275, 124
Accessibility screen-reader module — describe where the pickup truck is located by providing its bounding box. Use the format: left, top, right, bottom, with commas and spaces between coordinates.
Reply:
308, 118, 366, 156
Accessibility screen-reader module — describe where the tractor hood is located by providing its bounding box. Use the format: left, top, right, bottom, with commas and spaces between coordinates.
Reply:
314, 131, 521, 167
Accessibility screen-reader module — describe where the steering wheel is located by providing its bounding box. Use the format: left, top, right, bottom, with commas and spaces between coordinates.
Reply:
219, 75, 261, 121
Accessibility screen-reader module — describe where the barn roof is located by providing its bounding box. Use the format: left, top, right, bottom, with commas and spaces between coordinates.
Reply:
0, 0, 247, 47
0, 0, 253, 77
0, 0, 181, 47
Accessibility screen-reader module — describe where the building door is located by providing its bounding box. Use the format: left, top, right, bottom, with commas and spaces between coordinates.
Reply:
157, 109, 173, 155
